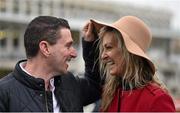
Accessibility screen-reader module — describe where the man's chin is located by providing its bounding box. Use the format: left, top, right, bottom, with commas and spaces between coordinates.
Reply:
54, 70, 68, 76
60, 70, 68, 75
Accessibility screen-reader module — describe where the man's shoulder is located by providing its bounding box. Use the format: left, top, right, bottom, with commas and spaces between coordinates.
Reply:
0, 73, 16, 89
55, 72, 82, 89
59, 72, 80, 83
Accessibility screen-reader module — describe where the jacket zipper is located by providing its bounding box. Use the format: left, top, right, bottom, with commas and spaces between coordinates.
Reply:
44, 91, 49, 112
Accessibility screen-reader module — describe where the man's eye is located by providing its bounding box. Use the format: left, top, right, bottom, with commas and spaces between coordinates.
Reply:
65, 45, 71, 49
67, 46, 71, 49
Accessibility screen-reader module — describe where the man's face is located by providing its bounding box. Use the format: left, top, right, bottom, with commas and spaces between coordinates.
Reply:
48, 28, 77, 75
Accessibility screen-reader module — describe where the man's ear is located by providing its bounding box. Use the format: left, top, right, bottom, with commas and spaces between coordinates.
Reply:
39, 41, 51, 57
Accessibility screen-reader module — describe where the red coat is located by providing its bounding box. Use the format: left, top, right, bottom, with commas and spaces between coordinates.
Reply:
106, 83, 175, 112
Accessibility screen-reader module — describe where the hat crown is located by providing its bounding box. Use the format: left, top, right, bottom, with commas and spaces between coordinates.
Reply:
112, 16, 152, 52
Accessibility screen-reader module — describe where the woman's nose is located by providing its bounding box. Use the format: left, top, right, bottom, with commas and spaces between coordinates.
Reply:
101, 51, 108, 60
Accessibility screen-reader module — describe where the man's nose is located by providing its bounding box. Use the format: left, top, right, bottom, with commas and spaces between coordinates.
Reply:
71, 47, 77, 58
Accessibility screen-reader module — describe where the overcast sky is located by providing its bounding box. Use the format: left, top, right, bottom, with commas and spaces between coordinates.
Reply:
98, 0, 180, 30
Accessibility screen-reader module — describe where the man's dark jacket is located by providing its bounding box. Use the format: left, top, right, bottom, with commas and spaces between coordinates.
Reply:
0, 40, 101, 112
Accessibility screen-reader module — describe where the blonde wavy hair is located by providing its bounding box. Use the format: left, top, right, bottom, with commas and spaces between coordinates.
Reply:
98, 26, 166, 111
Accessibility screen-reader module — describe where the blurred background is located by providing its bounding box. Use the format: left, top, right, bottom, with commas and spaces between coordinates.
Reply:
0, 0, 180, 111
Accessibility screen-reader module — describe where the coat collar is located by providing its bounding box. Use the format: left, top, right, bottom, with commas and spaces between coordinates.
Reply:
13, 59, 47, 91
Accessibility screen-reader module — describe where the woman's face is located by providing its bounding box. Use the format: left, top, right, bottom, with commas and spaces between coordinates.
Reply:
101, 32, 124, 76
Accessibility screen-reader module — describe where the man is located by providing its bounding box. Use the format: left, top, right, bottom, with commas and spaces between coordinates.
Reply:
0, 16, 100, 112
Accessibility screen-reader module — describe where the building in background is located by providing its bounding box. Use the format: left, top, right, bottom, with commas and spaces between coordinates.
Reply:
0, 0, 180, 99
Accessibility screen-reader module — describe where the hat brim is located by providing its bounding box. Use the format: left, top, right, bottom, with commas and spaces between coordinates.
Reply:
90, 19, 156, 74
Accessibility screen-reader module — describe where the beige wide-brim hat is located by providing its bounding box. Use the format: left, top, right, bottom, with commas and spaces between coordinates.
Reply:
91, 16, 156, 75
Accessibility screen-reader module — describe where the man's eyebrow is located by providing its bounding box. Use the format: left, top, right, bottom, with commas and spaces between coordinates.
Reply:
66, 41, 73, 46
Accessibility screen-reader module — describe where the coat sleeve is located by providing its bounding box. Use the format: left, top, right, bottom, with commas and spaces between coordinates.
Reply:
0, 86, 8, 111
79, 38, 101, 106
151, 93, 176, 112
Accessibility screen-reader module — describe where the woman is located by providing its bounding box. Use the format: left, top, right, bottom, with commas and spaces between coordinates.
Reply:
90, 16, 175, 112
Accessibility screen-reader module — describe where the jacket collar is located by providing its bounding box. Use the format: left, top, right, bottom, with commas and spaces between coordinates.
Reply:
13, 59, 46, 91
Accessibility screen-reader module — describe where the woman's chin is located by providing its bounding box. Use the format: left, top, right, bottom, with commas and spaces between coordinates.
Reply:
109, 71, 117, 76
110, 70, 121, 76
